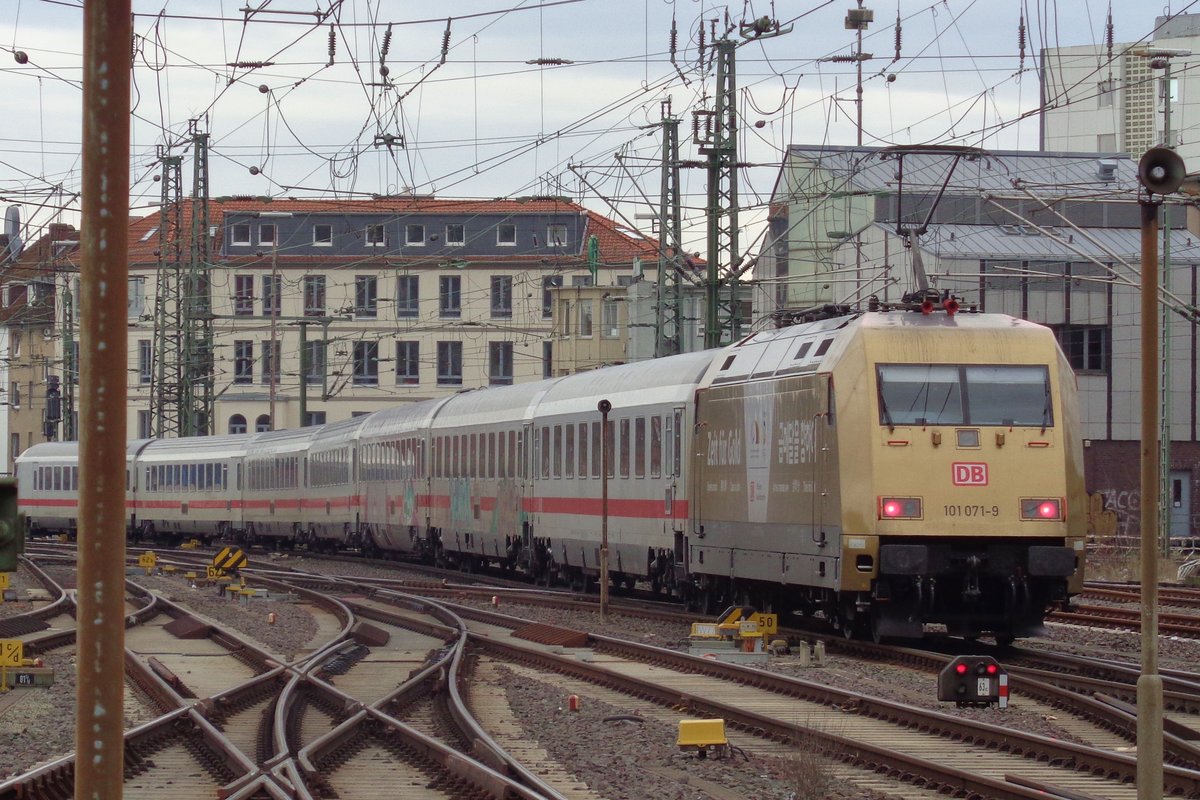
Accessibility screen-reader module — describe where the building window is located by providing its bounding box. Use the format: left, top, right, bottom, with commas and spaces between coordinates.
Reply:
313, 223, 333, 246
355, 275, 378, 318
303, 339, 325, 385
258, 223, 276, 246
497, 223, 516, 246
255, 414, 271, 433
396, 340, 419, 384
128, 277, 145, 320
366, 223, 386, 246
437, 341, 463, 385
543, 341, 553, 378
1053, 324, 1110, 372
602, 298, 620, 338
547, 224, 567, 247
353, 341, 379, 386
572, 275, 594, 287
303, 411, 326, 427
68, 342, 79, 385
304, 275, 326, 316
234, 340, 253, 384
262, 274, 280, 316
489, 341, 513, 385
9, 381, 18, 408
229, 414, 247, 435
491, 275, 512, 318
1097, 133, 1117, 152
439, 275, 461, 317
577, 300, 593, 337
262, 339, 280, 384
446, 223, 465, 246
396, 274, 419, 317
138, 339, 153, 384
1097, 79, 1114, 108
542, 275, 562, 318
234, 274, 254, 315
138, 410, 152, 439
406, 224, 425, 245
230, 223, 251, 245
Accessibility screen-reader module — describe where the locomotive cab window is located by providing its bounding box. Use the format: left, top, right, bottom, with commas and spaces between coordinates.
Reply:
877, 364, 1052, 427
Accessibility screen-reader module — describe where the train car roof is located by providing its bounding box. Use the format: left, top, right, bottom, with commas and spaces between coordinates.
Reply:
533, 349, 718, 418
702, 313, 860, 388
430, 379, 565, 429
137, 433, 260, 461
14, 441, 82, 462
307, 415, 372, 449
358, 396, 454, 438
243, 426, 321, 456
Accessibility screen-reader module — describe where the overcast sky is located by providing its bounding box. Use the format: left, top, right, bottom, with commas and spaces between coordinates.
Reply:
0, 0, 1183, 252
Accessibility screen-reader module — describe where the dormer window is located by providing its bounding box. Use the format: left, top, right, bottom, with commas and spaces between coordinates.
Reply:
366, 223, 386, 246
230, 223, 251, 246
313, 223, 333, 246
259, 223, 276, 246
547, 224, 567, 247
446, 223, 465, 246
497, 223, 516, 246
406, 224, 425, 246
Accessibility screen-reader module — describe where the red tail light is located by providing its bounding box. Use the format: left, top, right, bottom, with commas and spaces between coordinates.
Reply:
1020, 498, 1062, 520
880, 497, 922, 519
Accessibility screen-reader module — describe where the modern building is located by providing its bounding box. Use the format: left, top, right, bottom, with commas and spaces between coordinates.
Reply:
1040, 14, 1200, 167
765, 144, 1200, 544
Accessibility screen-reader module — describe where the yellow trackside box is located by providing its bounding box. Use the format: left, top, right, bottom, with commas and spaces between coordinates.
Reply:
677, 719, 727, 751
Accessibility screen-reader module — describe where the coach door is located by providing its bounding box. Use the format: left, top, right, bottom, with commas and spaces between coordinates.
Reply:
813, 375, 833, 545
662, 407, 682, 519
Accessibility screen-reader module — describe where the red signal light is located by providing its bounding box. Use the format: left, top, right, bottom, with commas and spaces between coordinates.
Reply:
1021, 498, 1063, 520
1038, 501, 1059, 519
986, 663, 998, 675
955, 663, 968, 675
879, 497, 922, 519
883, 501, 901, 517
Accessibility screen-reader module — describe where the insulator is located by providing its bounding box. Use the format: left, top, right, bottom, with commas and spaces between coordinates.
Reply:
669, 18, 678, 57
1018, 12, 1026, 57
381, 24, 393, 59
327, 25, 336, 62
1105, 8, 1114, 58
441, 25, 451, 56
894, 13, 901, 61
698, 26, 706, 65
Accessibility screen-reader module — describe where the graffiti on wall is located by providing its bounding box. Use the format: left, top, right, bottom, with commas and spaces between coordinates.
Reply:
1087, 489, 1134, 541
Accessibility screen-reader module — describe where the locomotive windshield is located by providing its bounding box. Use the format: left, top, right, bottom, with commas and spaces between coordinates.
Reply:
877, 364, 1052, 427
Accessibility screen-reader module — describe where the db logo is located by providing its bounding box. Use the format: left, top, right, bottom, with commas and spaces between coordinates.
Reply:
952, 462, 988, 486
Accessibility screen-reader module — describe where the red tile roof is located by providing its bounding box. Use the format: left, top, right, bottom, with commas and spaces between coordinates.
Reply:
126, 197, 661, 265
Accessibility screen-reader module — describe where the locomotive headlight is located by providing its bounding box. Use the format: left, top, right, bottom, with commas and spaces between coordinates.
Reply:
1020, 498, 1062, 520
879, 497, 922, 519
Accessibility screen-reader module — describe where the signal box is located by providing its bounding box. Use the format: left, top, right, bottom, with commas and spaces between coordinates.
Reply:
937, 656, 1008, 708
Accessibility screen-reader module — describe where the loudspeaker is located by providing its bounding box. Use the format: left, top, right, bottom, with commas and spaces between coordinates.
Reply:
1138, 146, 1186, 194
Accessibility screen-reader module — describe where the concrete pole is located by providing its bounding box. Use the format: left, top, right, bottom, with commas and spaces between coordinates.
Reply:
77, 2, 131, 798
1138, 197, 1164, 800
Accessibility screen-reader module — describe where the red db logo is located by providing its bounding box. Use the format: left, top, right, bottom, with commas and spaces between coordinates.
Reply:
952, 462, 988, 486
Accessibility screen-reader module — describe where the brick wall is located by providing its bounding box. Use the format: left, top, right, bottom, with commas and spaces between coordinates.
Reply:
1085, 440, 1200, 545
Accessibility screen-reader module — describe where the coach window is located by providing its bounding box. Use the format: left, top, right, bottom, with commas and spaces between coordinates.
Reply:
565, 424, 575, 479
619, 419, 631, 478
604, 420, 615, 479
635, 418, 646, 478
672, 409, 683, 477
592, 421, 602, 478
578, 423, 588, 479
553, 425, 563, 478
470, 434, 478, 477
487, 432, 495, 478
541, 427, 551, 479
510, 431, 519, 478
650, 416, 662, 478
